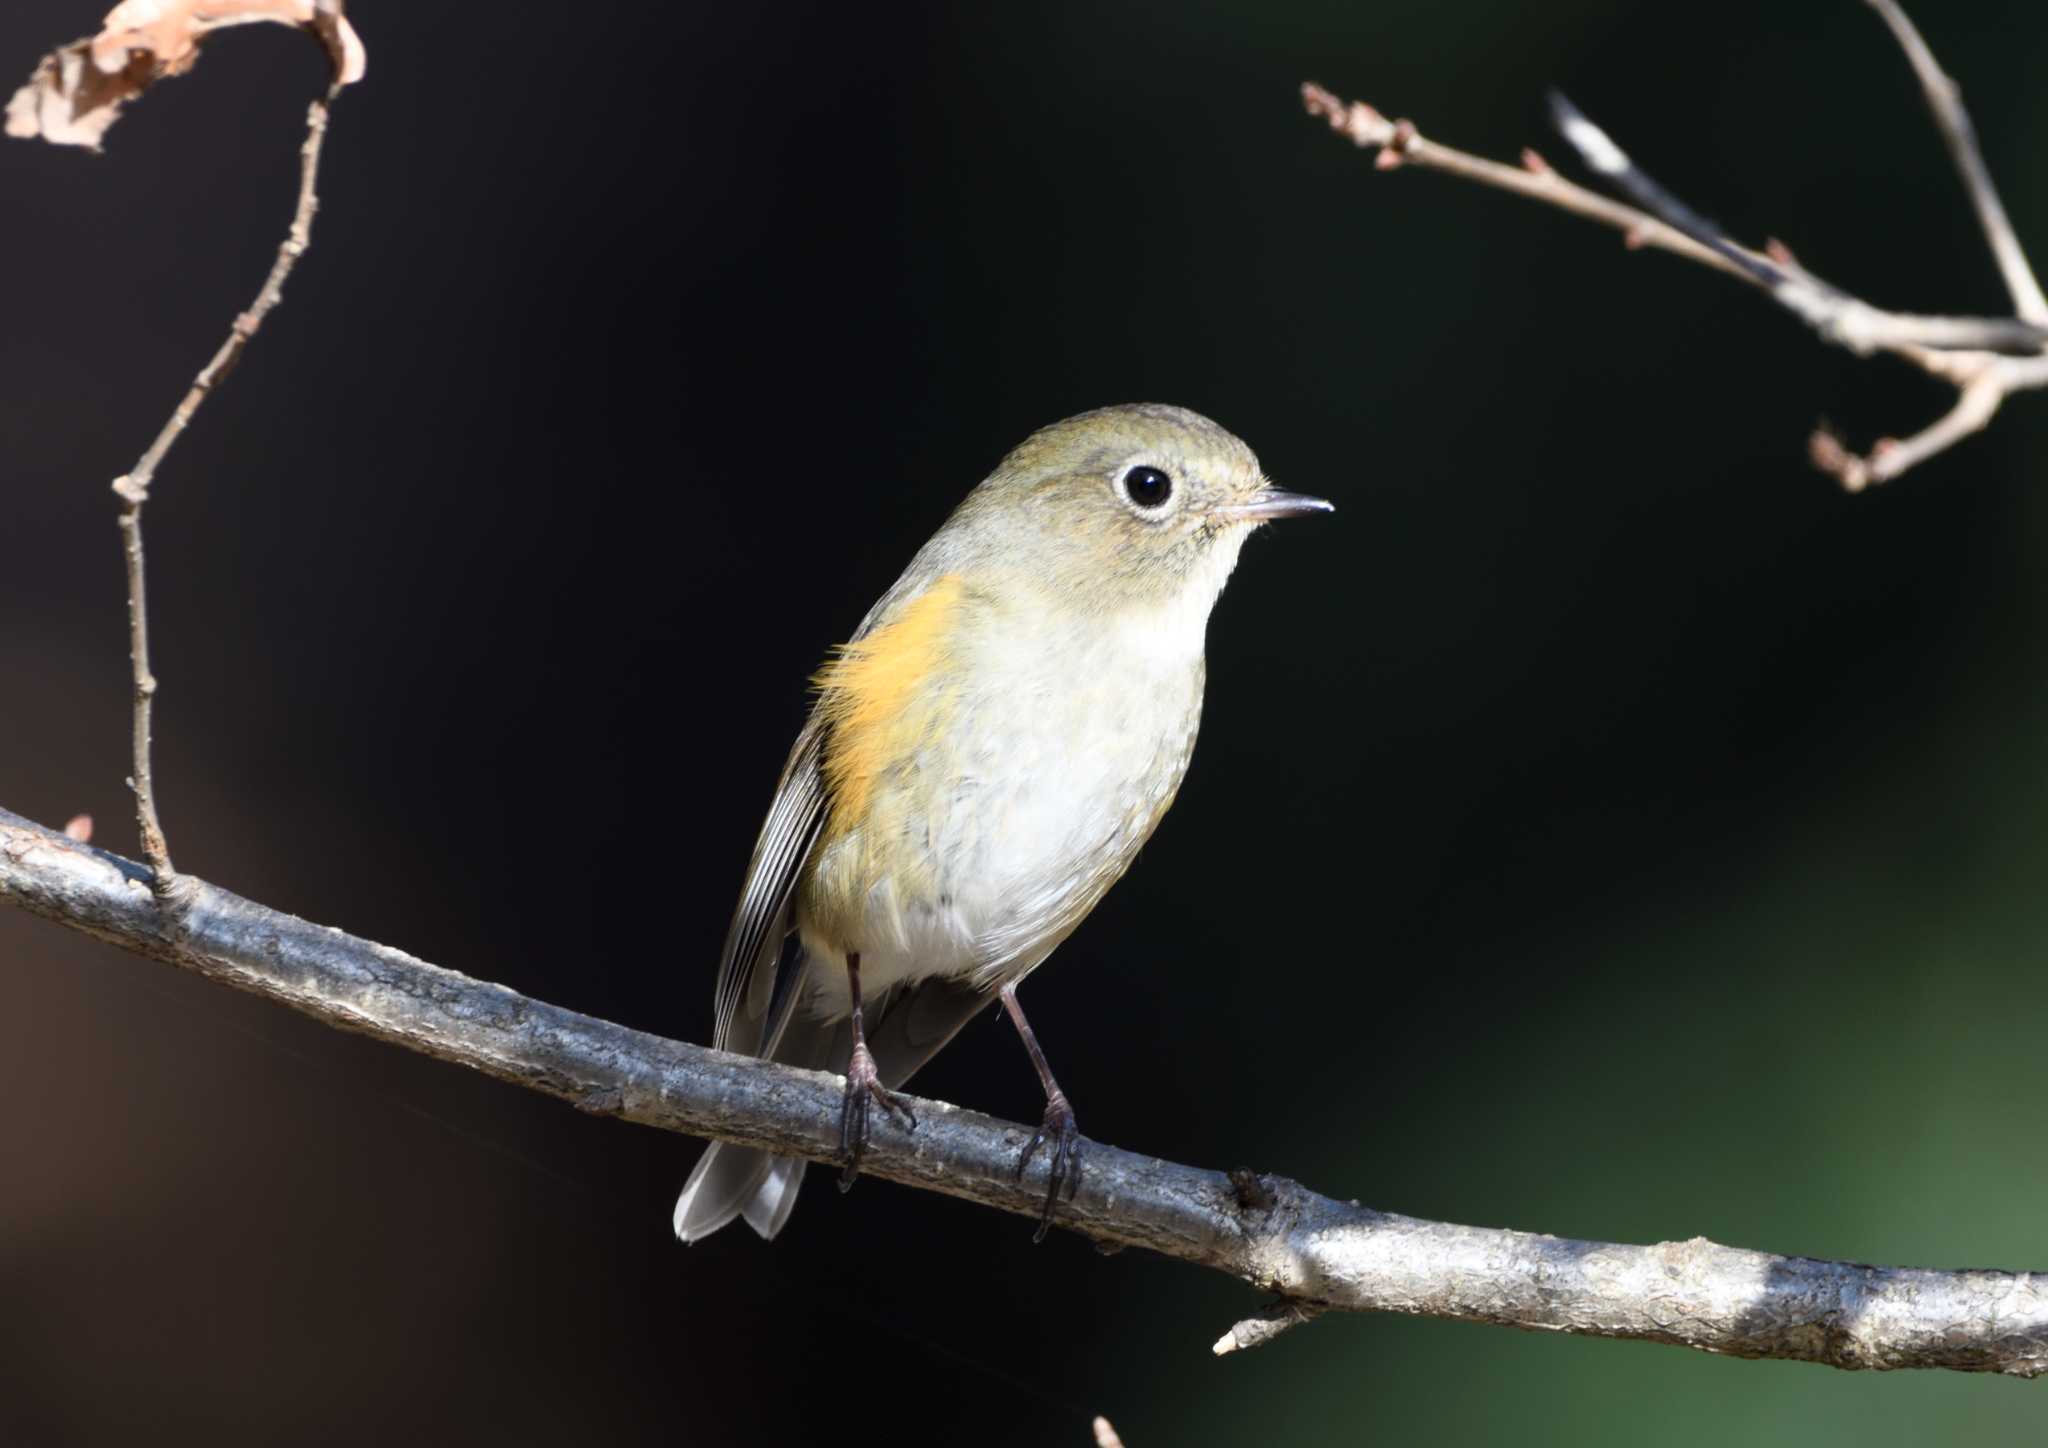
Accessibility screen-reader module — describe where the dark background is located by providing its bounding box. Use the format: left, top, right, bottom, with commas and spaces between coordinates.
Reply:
5, 1, 2047, 1443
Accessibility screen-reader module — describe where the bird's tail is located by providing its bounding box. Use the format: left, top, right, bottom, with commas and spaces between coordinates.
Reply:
672, 1141, 809, 1241
673, 1007, 847, 1243
673, 976, 994, 1242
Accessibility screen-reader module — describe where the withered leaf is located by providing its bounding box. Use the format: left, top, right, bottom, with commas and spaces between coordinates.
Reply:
6, 0, 365, 151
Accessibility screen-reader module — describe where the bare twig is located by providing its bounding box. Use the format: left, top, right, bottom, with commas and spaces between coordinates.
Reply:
111, 492, 170, 880
5, 803, 2048, 1374
108, 95, 334, 894
1299, 83, 1753, 285
1301, 0, 2048, 489
1298, 83, 2038, 362
1811, 367, 2011, 491
1544, 91, 2048, 358
1865, 0, 2048, 325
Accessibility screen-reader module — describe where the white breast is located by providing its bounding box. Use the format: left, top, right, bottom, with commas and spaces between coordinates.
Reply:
797, 587, 1213, 1012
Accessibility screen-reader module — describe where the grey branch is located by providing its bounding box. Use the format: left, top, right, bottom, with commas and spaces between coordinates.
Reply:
107, 95, 337, 894
1865, 0, 2048, 325
5, 804, 2047, 1376
1302, 1, 2048, 490
1543, 90, 2048, 359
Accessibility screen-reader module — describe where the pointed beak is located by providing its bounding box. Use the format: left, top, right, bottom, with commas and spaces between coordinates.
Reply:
1218, 487, 1335, 523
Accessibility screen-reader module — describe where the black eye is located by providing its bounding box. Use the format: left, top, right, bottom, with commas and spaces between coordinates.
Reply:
1122, 465, 1173, 510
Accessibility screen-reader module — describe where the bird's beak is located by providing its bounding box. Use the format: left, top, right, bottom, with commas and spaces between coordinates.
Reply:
1218, 486, 1335, 523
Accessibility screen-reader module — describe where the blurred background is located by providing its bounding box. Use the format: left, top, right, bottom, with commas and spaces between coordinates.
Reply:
5, 0, 2047, 1442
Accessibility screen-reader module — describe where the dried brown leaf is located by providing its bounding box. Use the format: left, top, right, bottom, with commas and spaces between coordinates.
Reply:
6, 0, 363, 150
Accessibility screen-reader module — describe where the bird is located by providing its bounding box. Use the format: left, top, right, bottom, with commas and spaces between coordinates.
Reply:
674, 403, 1331, 1243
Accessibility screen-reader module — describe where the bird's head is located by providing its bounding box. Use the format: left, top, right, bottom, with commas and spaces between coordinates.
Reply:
951, 403, 1331, 617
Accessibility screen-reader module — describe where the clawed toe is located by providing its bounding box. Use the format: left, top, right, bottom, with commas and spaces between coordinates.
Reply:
838, 1043, 913, 1191
1014, 1092, 1083, 1242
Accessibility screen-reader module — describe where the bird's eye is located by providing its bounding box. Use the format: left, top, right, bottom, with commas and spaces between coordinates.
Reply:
1122, 465, 1174, 510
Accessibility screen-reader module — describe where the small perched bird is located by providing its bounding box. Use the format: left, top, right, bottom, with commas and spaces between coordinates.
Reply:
674, 404, 1331, 1242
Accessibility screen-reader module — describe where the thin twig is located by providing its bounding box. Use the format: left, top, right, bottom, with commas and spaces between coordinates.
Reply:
1301, 0, 2048, 489
5, 803, 2047, 1375
108, 95, 335, 895
1865, 0, 2048, 325
1299, 83, 2041, 363
1299, 83, 1756, 286
1811, 368, 2010, 492
1544, 91, 2048, 358
112, 493, 169, 879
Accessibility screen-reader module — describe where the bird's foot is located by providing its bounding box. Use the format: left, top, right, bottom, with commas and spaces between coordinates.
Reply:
1015, 1089, 1082, 1242
838, 1041, 914, 1190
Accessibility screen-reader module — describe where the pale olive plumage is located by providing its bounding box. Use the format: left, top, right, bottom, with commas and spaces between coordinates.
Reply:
675, 404, 1329, 1241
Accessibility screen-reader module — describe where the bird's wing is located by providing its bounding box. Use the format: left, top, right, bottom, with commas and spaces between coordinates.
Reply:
712, 564, 963, 1055
711, 718, 829, 1055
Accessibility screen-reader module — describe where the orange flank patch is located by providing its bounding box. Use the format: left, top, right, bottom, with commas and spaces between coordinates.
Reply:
814, 574, 966, 834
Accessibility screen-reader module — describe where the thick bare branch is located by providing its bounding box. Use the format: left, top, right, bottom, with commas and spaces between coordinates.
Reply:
4, 803, 2046, 1375
1865, 0, 2048, 325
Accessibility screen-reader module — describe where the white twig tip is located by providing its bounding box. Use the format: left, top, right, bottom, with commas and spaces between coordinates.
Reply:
1213, 1303, 1321, 1355
1550, 93, 1630, 176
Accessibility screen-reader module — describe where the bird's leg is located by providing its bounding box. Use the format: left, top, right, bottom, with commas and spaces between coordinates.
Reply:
838, 951, 913, 1190
999, 982, 1082, 1242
